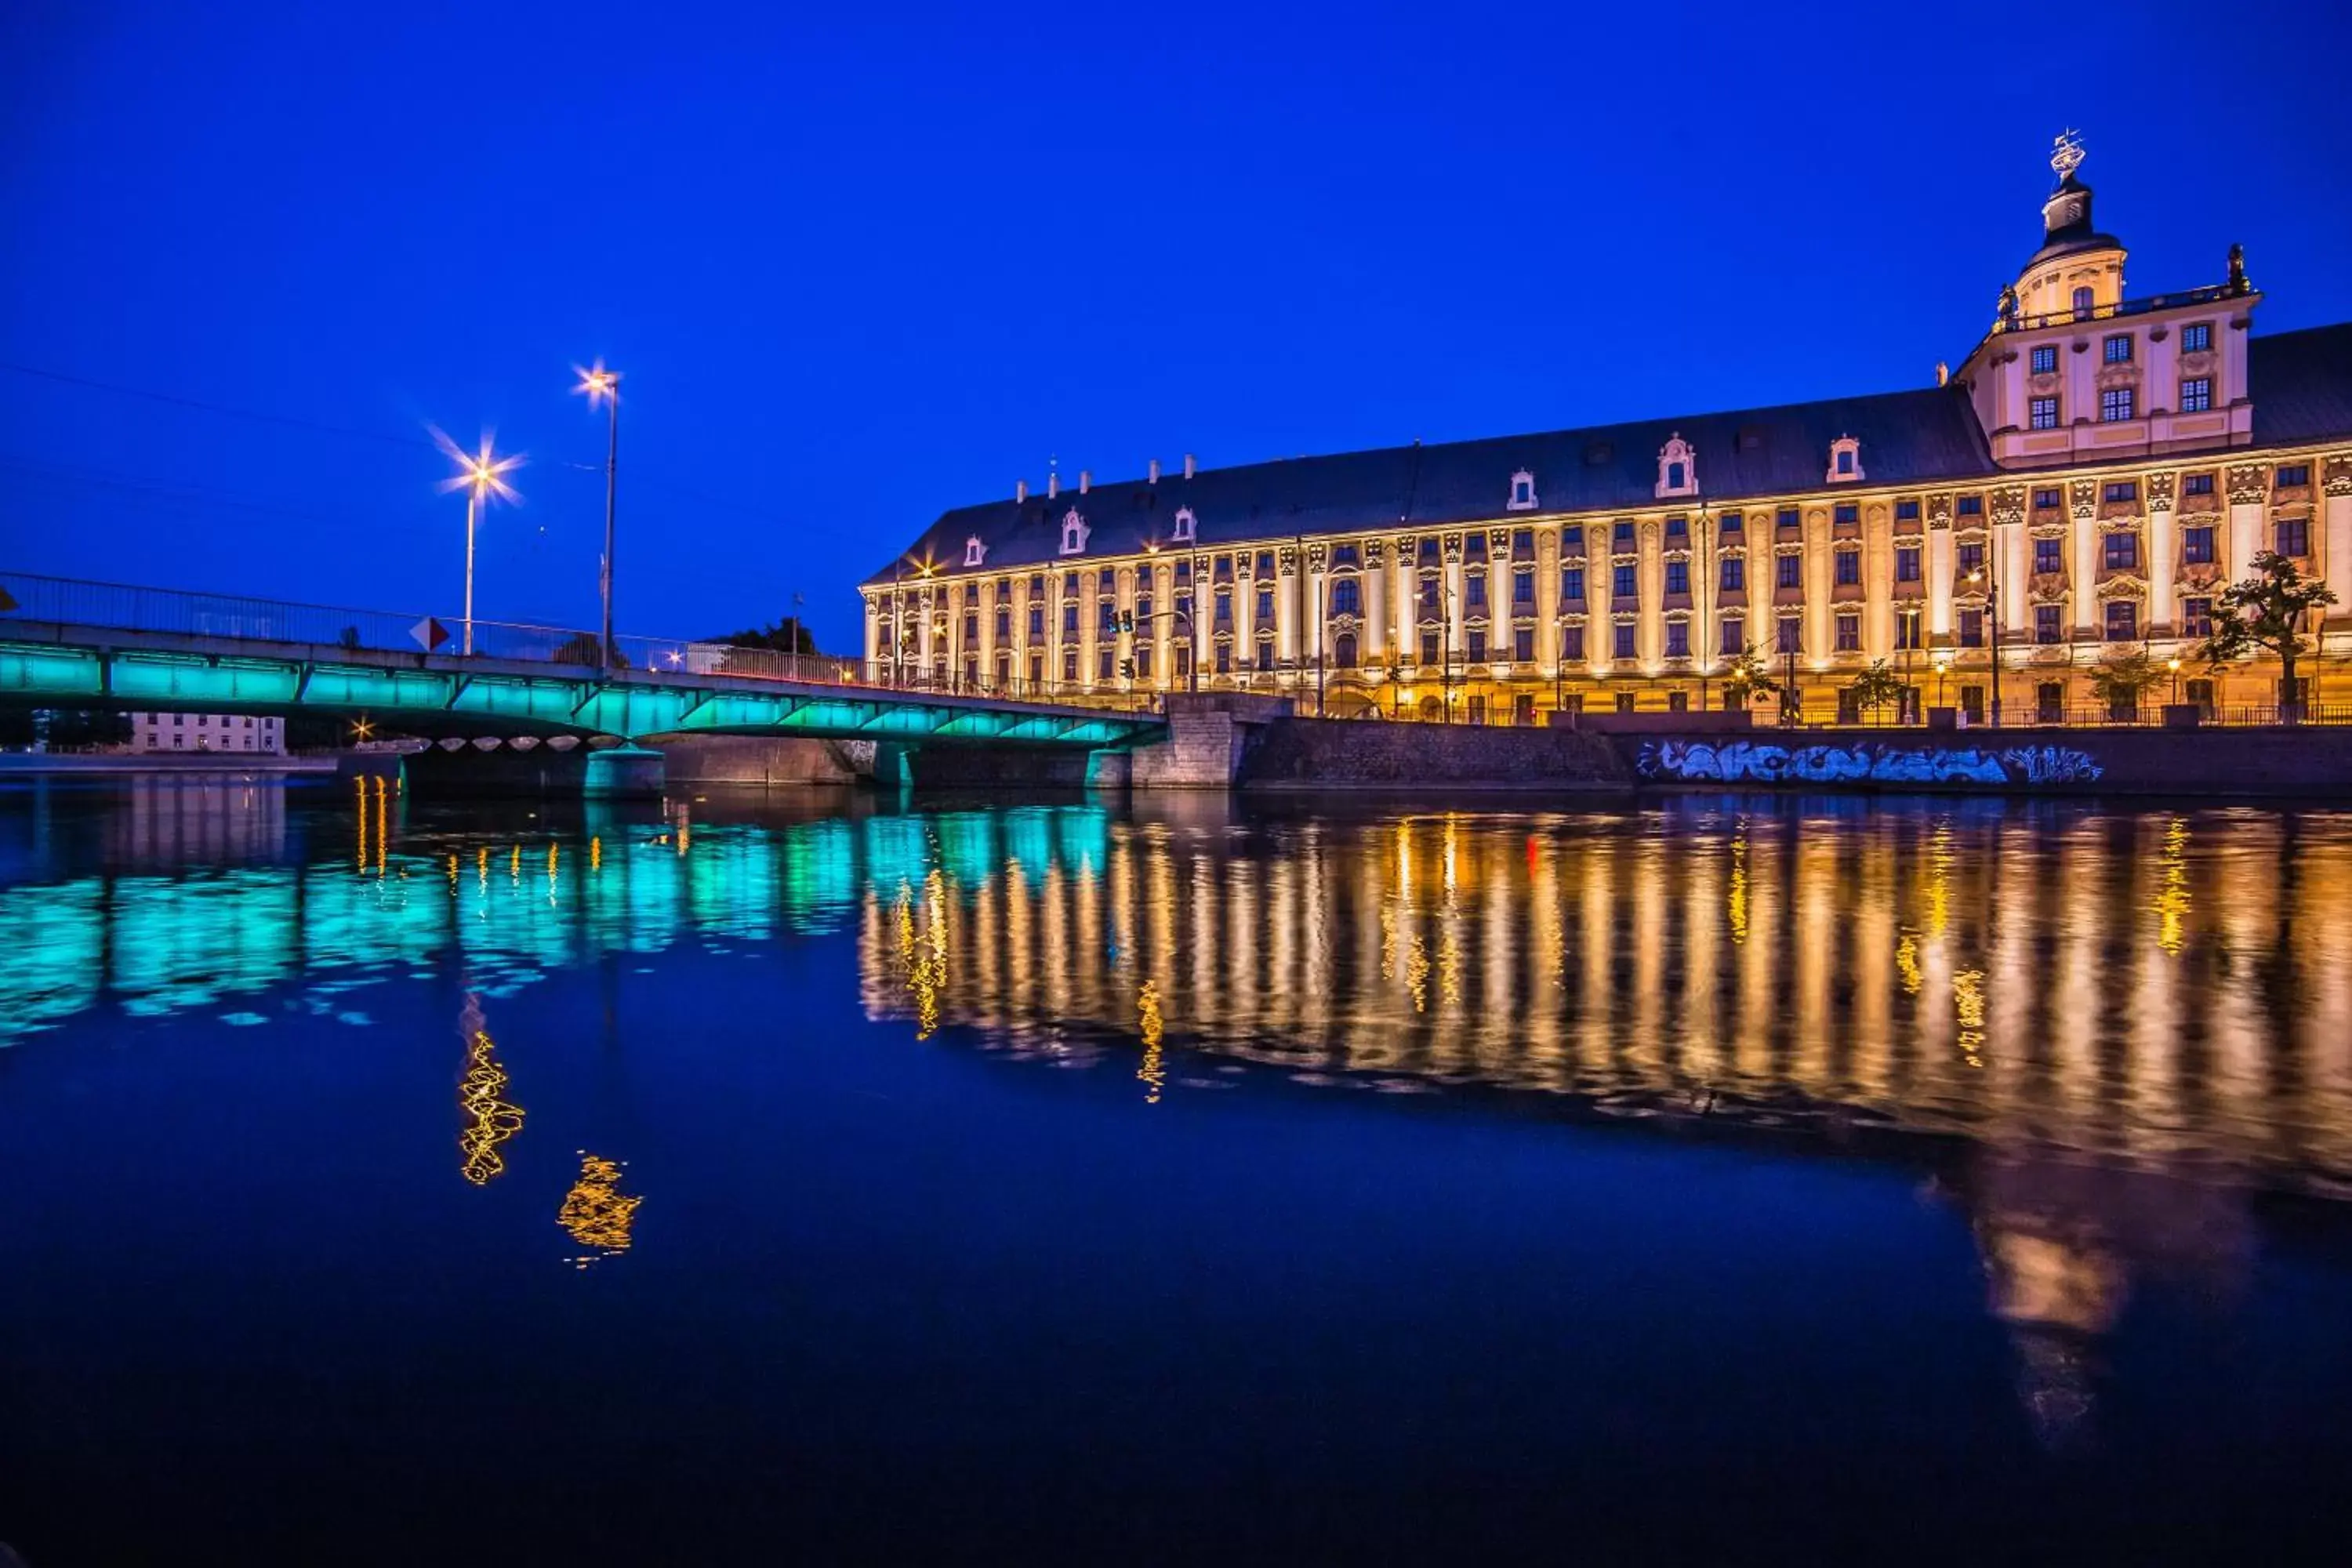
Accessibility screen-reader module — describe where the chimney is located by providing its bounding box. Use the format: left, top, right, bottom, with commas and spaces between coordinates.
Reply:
1047, 471, 1059, 499
1079, 469, 1091, 495
1148, 458, 1160, 484
1183, 452, 1196, 480
1016, 479, 1028, 503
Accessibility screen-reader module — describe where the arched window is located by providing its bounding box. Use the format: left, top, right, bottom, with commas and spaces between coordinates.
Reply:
1655, 434, 1698, 499
1171, 506, 1196, 543
2071, 285, 2094, 319
1506, 469, 1537, 511
1334, 632, 1359, 670
964, 535, 987, 566
1328, 578, 1361, 617
1058, 509, 1090, 556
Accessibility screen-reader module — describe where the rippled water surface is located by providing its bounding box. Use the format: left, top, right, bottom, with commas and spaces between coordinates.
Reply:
5, 779, 2352, 1563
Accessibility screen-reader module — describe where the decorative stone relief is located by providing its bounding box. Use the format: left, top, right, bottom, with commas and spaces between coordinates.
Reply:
1992, 486, 2027, 526
2325, 455, 2352, 497
2227, 464, 2270, 505
2146, 473, 2176, 512
2069, 479, 2099, 520
1441, 534, 1464, 564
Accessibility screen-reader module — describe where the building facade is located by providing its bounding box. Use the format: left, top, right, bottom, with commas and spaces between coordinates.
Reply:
866, 141, 2352, 723
130, 711, 285, 753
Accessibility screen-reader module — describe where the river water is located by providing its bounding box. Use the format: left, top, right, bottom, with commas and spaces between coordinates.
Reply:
3, 779, 2351, 1563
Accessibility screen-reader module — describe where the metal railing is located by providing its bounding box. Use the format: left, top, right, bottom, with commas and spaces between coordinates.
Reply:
0, 571, 1165, 716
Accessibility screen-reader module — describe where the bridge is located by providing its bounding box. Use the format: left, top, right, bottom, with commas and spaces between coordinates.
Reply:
0, 572, 1165, 753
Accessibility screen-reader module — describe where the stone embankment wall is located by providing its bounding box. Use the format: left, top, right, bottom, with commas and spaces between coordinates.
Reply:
1235, 716, 1632, 792
662, 737, 869, 786
1627, 724, 2352, 795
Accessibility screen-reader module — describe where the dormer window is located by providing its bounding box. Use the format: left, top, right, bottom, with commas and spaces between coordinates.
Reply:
1058, 508, 1090, 556
1655, 434, 1698, 499
1826, 436, 1863, 484
1170, 506, 1196, 543
1506, 469, 1537, 511
964, 535, 987, 567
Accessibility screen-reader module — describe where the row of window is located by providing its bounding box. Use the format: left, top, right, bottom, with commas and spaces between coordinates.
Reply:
956, 515, 2316, 644
952, 585, 2234, 687
2029, 321, 2212, 378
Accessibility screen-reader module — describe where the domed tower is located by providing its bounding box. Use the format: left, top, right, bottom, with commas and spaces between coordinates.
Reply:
2011, 131, 2126, 325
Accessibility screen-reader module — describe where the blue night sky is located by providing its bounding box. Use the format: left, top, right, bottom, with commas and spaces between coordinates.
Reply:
5, 0, 2349, 654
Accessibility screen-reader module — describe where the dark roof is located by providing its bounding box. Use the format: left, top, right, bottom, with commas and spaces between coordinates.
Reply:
872, 383, 1994, 585
2249, 322, 2352, 447
873, 321, 2352, 586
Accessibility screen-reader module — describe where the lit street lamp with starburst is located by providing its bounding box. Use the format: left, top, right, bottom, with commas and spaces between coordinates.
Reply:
432, 426, 523, 656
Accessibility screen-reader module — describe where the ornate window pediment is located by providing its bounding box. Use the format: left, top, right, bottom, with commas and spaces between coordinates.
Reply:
964, 535, 987, 567
1507, 469, 1538, 511
1059, 509, 1090, 556
1170, 506, 1196, 543
1827, 435, 1863, 484
1655, 434, 1698, 499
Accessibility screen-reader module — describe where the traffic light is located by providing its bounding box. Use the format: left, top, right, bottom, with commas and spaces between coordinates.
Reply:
1119, 610, 1135, 635
1120, 658, 1136, 679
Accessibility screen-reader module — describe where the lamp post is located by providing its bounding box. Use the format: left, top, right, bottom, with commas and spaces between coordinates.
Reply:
575, 363, 621, 667
1969, 562, 2005, 728
434, 428, 522, 657
2169, 655, 2182, 706
1934, 652, 1950, 710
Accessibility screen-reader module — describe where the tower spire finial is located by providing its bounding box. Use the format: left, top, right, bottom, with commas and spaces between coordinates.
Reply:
2050, 129, 2085, 181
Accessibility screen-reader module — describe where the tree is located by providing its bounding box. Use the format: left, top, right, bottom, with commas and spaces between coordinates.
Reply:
1720, 644, 1782, 710
2087, 648, 2166, 720
2198, 550, 2337, 721
1846, 659, 1907, 726
552, 632, 630, 669
713, 616, 820, 657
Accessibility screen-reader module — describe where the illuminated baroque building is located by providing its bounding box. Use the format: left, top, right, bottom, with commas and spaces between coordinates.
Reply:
865, 139, 2352, 721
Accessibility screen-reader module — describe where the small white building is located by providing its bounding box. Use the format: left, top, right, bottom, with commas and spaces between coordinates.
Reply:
129, 713, 285, 754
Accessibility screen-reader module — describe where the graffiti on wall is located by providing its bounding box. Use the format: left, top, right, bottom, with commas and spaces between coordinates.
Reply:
1636, 739, 2104, 786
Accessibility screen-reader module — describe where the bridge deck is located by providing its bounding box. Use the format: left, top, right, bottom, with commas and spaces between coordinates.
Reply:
0, 579, 1165, 750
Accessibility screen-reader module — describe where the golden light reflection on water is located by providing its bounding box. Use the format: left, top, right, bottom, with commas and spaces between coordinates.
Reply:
2156, 817, 2191, 956
1137, 978, 1164, 1104
457, 996, 524, 1186
857, 803, 2352, 1195
558, 1152, 641, 1269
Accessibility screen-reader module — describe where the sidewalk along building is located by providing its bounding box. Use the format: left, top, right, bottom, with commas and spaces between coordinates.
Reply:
863, 136, 2352, 724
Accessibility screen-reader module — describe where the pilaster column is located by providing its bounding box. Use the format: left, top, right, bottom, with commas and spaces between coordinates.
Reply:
2148, 472, 2177, 637
2322, 458, 2352, 607
2227, 462, 2267, 577
1692, 520, 1714, 670
1306, 555, 1328, 679
1928, 508, 1955, 641
1803, 506, 1831, 665
1365, 543, 1388, 661
1153, 563, 1173, 688
1637, 520, 1663, 666
1444, 537, 1465, 660
1275, 550, 1298, 666
2070, 480, 2098, 635
1864, 507, 1893, 655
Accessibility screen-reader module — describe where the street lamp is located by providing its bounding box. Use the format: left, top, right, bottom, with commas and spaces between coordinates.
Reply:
1968, 563, 2004, 728
433, 427, 523, 656
574, 362, 622, 668
2168, 655, 2182, 706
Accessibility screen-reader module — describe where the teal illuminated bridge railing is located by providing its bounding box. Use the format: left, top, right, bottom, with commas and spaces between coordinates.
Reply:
0, 571, 1165, 748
